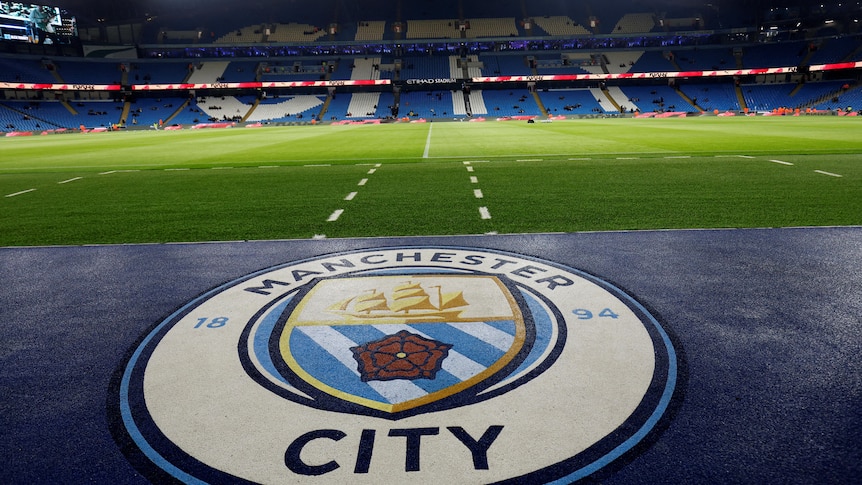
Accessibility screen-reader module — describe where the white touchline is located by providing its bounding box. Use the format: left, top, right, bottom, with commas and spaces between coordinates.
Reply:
814, 170, 842, 177
5, 189, 36, 197
327, 209, 344, 222
358, 178, 368, 186
769, 159, 794, 165
470, 176, 478, 183
479, 207, 492, 219
474, 189, 484, 199
344, 192, 357, 200
58, 177, 83, 184
423, 123, 433, 159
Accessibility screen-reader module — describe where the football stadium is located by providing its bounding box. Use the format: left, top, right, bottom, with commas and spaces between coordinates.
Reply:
2, 1, 861, 484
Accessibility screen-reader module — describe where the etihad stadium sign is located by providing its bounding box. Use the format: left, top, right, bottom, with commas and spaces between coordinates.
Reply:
113, 246, 677, 483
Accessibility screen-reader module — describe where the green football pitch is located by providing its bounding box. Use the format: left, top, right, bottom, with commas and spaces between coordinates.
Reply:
1, 117, 861, 246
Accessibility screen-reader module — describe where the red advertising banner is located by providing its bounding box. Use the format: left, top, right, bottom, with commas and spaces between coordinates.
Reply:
0, 62, 859, 91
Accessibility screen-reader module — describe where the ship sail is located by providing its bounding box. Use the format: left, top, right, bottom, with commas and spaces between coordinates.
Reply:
328, 280, 469, 321
353, 291, 389, 313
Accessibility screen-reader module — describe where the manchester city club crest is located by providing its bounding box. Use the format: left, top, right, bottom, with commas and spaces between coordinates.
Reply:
112, 247, 677, 483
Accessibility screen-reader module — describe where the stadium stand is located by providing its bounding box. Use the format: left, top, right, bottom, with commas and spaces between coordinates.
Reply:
531, 16, 592, 36
537, 89, 607, 115
355, 21, 387, 42
611, 13, 657, 34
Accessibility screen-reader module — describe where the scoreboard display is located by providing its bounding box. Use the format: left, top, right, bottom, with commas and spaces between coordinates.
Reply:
0, 1, 77, 43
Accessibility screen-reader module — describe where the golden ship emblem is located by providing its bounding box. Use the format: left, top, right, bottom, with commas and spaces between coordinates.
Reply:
327, 281, 469, 322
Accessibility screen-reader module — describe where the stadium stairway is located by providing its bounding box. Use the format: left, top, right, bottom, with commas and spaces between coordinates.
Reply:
674, 88, 704, 112
242, 98, 262, 122
531, 91, 548, 117
734, 84, 748, 111
164, 99, 191, 125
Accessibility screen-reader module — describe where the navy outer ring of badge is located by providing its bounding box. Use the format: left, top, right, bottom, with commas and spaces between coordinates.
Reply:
113, 246, 678, 484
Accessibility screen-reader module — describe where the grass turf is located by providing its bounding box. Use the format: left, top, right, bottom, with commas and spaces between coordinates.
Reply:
1, 117, 861, 246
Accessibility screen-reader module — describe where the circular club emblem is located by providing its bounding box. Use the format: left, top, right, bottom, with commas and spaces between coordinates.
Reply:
114, 247, 677, 483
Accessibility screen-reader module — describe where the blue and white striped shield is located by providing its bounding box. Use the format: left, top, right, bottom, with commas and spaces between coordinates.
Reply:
278, 274, 527, 414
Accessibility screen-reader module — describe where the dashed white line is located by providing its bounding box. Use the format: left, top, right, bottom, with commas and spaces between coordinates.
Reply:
466, 166, 474, 173
664, 156, 691, 159
375, 164, 381, 168
344, 192, 358, 201
470, 176, 478, 184
568, 157, 592, 160
258, 165, 278, 169
312, 234, 327, 239
474, 189, 484, 199
367, 168, 377, 174
616, 157, 638, 160
164, 168, 189, 171
736, 155, 755, 159
479, 207, 492, 220
814, 170, 842, 177
5, 189, 36, 197
212, 167, 234, 170
358, 178, 368, 186
769, 159, 794, 166
304, 164, 331, 167
516, 159, 542, 162
58, 177, 83, 184
327, 209, 344, 222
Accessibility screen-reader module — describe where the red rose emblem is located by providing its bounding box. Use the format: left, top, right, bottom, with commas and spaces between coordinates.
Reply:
351, 330, 452, 382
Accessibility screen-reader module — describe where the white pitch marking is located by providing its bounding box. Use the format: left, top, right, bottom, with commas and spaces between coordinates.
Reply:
568, 157, 592, 160
164, 168, 189, 171
212, 167, 234, 170
463, 161, 472, 165
466, 166, 474, 173
423, 123, 433, 159
479, 207, 492, 219
58, 177, 83, 184
470, 176, 478, 184
736, 155, 755, 159
5, 189, 36, 197
374, 163, 381, 168
814, 170, 842, 177
312, 234, 327, 239
664, 156, 691, 159
367, 168, 376, 174
258, 165, 278, 169
358, 178, 368, 186
99, 170, 116, 175
344, 192, 358, 201
769, 159, 794, 166
304, 164, 331, 167
516, 159, 542, 162
474, 189, 484, 199
616, 157, 638, 160
327, 209, 344, 222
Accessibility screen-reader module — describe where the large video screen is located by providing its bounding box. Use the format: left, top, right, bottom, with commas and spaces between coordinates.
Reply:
0, 1, 77, 43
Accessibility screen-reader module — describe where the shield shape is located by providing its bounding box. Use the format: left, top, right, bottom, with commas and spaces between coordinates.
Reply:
278, 274, 527, 415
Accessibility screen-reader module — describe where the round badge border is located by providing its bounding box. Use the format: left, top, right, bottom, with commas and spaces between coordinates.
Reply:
109, 245, 679, 484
